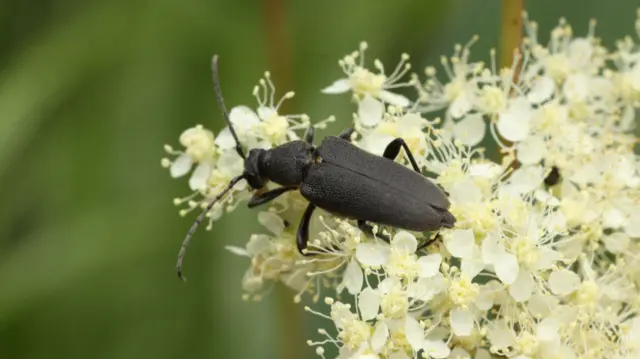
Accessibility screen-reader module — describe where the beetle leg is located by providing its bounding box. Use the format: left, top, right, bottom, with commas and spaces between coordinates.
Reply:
416, 233, 441, 251
296, 203, 317, 255
357, 220, 390, 243
304, 126, 315, 144
338, 127, 355, 140
383, 138, 421, 173
247, 186, 297, 208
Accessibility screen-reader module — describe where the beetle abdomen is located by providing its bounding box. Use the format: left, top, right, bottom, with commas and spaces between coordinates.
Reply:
300, 163, 451, 232
316, 136, 450, 211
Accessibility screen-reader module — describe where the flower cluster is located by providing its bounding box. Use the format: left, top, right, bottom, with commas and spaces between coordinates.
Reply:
164, 11, 640, 359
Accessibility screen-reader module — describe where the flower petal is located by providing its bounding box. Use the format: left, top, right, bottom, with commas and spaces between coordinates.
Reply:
516, 135, 546, 165
371, 322, 389, 353
229, 105, 260, 128
445, 229, 475, 258
527, 76, 555, 104
481, 232, 504, 264
321, 78, 351, 94
537, 317, 559, 342
509, 269, 534, 302
494, 251, 519, 285
170, 154, 193, 178
418, 254, 442, 278
378, 90, 410, 107
475, 349, 492, 359
258, 211, 285, 236
358, 94, 384, 127
388, 352, 410, 359
562, 74, 589, 102
501, 165, 544, 196
497, 98, 532, 142
475, 283, 496, 310
450, 92, 473, 119
224, 245, 249, 257
189, 162, 211, 190
603, 232, 630, 253
488, 321, 516, 350
449, 178, 483, 204
246, 234, 271, 256
450, 307, 474, 336
624, 213, 640, 238
217, 150, 244, 177
214, 127, 237, 149
422, 340, 450, 359
453, 114, 486, 146
257, 106, 277, 121
358, 287, 381, 321
360, 132, 394, 156
356, 243, 390, 267
404, 316, 424, 351
339, 259, 363, 295
392, 231, 418, 253
548, 269, 580, 296
461, 245, 484, 279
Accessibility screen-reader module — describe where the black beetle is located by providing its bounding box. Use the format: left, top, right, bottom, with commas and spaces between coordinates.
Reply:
544, 166, 561, 186
176, 55, 456, 280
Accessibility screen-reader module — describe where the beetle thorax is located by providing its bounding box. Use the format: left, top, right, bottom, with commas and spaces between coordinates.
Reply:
260, 140, 314, 187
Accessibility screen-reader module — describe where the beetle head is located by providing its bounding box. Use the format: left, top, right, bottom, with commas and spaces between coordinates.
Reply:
244, 148, 268, 189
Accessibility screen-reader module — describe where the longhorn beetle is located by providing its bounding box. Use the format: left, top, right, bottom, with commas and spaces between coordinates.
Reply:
176, 55, 456, 280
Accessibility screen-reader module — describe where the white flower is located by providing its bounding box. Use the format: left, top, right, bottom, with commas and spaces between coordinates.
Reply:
548, 269, 581, 296
323, 42, 411, 107
444, 229, 474, 258
168, 125, 217, 190
496, 97, 533, 142
357, 94, 385, 127
356, 242, 390, 268
416, 36, 481, 117
452, 114, 485, 146
338, 258, 364, 295
168, 10, 640, 359
216, 73, 310, 150
422, 339, 450, 358
358, 287, 381, 321
214, 106, 261, 150
527, 76, 555, 104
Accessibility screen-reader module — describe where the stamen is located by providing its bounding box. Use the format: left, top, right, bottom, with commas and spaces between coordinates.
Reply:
264, 71, 276, 107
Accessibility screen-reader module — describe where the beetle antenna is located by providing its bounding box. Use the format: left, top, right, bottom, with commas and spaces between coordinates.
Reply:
176, 174, 245, 281
211, 55, 246, 160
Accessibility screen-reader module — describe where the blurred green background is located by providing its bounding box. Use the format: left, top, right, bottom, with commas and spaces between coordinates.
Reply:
0, 1, 637, 358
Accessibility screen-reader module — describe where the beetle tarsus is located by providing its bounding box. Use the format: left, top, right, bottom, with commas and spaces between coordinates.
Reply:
417, 233, 441, 251
304, 126, 315, 144
296, 203, 317, 255
338, 127, 355, 141
248, 186, 297, 208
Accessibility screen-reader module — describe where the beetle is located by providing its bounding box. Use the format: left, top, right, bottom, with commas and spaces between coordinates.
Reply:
544, 166, 561, 186
176, 55, 456, 280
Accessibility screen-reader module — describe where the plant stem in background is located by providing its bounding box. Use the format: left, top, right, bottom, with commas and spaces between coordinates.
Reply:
499, 0, 524, 70
499, 0, 524, 163
263, 1, 307, 359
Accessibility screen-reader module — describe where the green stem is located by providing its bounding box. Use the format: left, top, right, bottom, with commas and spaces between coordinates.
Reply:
263, 1, 307, 359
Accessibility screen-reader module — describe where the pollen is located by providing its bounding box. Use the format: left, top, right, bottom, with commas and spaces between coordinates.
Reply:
349, 67, 386, 96
449, 274, 479, 307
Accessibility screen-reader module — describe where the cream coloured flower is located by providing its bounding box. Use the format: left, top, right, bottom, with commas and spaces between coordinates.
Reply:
323, 42, 412, 107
